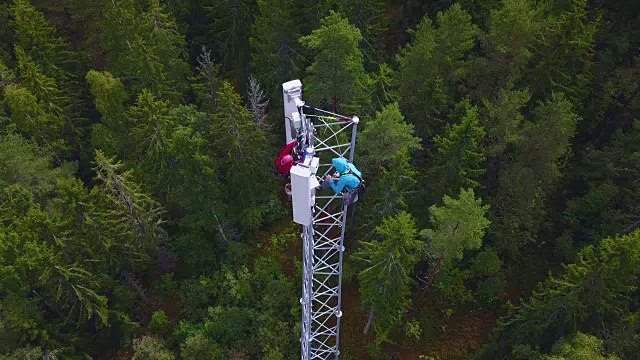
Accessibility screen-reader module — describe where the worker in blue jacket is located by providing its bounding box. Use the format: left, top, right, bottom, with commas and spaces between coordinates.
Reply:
318, 158, 362, 204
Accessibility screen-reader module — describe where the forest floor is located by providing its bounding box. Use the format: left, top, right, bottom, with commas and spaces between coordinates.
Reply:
339, 281, 499, 360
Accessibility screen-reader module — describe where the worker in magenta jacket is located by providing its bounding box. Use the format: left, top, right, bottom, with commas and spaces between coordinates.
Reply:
275, 140, 298, 195
275, 140, 298, 176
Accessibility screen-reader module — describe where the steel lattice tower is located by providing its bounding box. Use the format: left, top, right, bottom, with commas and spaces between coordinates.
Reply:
282, 80, 359, 360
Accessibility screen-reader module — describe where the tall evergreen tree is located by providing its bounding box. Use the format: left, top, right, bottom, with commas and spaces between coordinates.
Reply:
300, 11, 369, 112
205, 0, 255, 88
250, 0, 304, 99
210, 81, 273, 229
480, 88, 530, 158
422, 188, 491, 269
527, 0, 598, 104
353, 212, 423, 342
8, 0, 89, 159
357, 102, 421, 232
480, 229, 640, 359
468, 0, 542, 99
86, 70, 131, 159
430, 100, 486, 201
102, 0, 190, 99
333, 0, 388, 67
396, 4, 480, 138
493, 94, 579, 256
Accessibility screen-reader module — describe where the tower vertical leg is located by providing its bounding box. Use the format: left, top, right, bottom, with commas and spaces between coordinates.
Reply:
301, 225, 313, 360
333, 121, 357, 359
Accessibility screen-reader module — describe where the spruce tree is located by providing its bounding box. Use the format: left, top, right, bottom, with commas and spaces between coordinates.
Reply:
300, 11, 369, 112
431, 100, 486, 201
353, 212, 423, 342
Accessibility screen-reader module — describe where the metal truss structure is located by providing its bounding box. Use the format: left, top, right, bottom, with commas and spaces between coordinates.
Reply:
283, 80, 358, 360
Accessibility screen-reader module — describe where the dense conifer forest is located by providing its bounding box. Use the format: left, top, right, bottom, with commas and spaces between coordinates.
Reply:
0, 0, 639, 358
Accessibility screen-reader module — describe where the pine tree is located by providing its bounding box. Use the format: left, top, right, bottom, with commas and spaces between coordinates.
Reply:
300, 11, 369, 112
92, 150, 167, 261
205, 0, 255, 88
357, 102, 421, 233
334, 0, 388, 67
396, 4, 480, 138
470, 0, 543, 99
6, 0, 90, 158
422, 188, 491, 267
480, 88, 530, 158
86, 70, 131, 159
528, 0, 599, 104
563, 120, 640, 246
102, 0, 190, 100
11, 0, 74, 84
210, 81, 272, 229
250, 0, 304, 99
431, 100, 486, 201
353, 212, 423, 342
493, 94, 579, 256
480, 230, 640, 359
2, 84, 65, 153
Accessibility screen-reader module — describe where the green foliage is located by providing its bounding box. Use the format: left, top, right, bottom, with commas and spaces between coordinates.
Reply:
300, 11, 369, 111
179, 276, 219, 321
469, 248, 506, 305
205, 0, 255, 86
405, 319, 422, 341
180, 334, 225, 360
481, 89, 530, 157
102, 0, 189, 99
512, 332, 621, 360
334, 0, 388, 67
528, 0, 599, 104
480, 230, 640, 358
210, 81, 273, 229
357, 102, 421, 233
475, 276, 506, 305
150, 310, 171, 336
396, 4, 480, 138
2, 85, 63, 149
93, 150, 167, 257
131, 336, 175, 360
422, 188, 491, 265
0, 132, 73, 196
174, 254, 298, 358
470, 248, 503, 277
0, 0, 638, 358
478, 0, 542, 94
11, 0, 74, 84
431, 100, 486, 200
250, 0, 304, 99
86, 70, 130, 159
435, 268, 474, 306
544, 332, 620, 360
493, 94, 579, 256
358, 102, 421, 172
563, 121, 640, 246
0, 4, 12, 65
353, 212, 423, 342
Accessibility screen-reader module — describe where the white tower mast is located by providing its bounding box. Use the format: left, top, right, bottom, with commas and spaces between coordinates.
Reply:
282, 80, 359, 360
